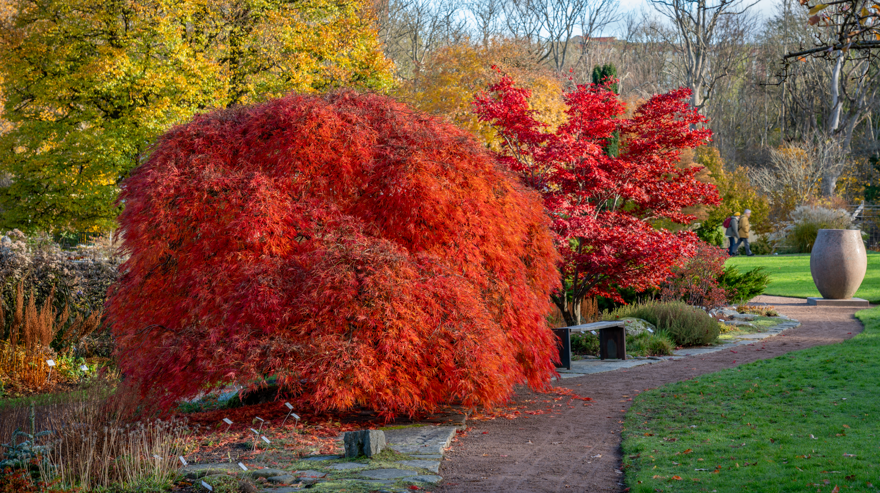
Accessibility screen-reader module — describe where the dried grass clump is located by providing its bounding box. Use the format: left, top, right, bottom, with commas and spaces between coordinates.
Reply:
0, 384, 190, 491
1, 282, 102, 393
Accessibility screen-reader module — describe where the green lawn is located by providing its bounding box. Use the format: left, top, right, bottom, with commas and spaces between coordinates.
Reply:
621, 306, 880, 492
726, 252, 880, 304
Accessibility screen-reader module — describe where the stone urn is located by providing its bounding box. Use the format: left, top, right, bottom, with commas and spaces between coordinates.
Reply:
810, 229, 867, 299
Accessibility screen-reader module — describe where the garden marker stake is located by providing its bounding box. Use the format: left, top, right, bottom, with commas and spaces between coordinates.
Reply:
46, 359, 55, 382
251, 428, 260, 451
201, 480, 213, 491
255, 417, 265, 432
222, 417, 233, 433
179, 456, 188, 466
238, 462, 248, 471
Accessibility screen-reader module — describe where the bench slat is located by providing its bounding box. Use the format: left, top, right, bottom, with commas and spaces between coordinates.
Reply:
565, 321, 624, 332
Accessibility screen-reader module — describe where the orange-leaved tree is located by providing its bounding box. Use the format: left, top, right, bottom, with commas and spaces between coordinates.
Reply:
106, 90, 561, 418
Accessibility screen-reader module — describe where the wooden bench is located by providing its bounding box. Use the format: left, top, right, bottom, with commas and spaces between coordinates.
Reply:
552, 321, 627, 370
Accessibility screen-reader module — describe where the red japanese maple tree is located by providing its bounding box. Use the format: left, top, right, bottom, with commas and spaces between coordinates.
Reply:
106, 90, 560, 417
473, 75, 720, 326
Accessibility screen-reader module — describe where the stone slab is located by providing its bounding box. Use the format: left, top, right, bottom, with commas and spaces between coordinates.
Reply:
408, 474, 443, 484
407, 454, 443, 459
385, 426, 457, 455
344, 429, 386, 458
359, 468, 419, 480
807, 297, 870, 307
249, 468, 290, 478
396, 459, 440, 473
267, 475, 298, 484
329, 462, 367, 470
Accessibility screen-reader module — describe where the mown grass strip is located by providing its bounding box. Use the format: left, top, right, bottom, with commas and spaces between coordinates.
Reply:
621, 306, 880, 492
726, 252, 880, 303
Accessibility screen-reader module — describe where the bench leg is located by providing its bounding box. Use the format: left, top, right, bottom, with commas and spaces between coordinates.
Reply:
599, 326, 626, 360
552, 328, 571, 370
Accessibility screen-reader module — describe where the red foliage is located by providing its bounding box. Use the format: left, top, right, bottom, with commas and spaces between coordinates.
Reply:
106, 90, 560, 418
0, 467, 72, 493
472, 74, 720, 324
660, 241, 729, 310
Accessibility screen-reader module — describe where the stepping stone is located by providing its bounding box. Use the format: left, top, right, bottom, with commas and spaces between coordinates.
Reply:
294, 470, 327, 480
408, 454, 443, 459
409, 474, 443, 484
385, 426, 457, 455
329, 462, 366, 470
302, 455, 341, 461
267, 475, 299, 484
182, 463, 239, 478
249, 468, 289, 478
396, 460, 440, 473
359, 468, 418, 480
344, 429, 386, 458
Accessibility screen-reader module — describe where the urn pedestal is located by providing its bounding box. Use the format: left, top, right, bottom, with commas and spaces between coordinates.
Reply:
808, 229, 869, 307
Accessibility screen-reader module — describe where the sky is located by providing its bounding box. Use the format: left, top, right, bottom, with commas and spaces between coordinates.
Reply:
616, 0, 782, 28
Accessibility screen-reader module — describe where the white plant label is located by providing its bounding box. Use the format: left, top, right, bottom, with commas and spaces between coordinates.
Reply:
290, 413, 300, 420
153, 454, 162, 460
201, 480, 213, 491
238, 462, 248, 471
647, 328, 654, 333
222, 418, 233, 425
179, 456, 188, 466
284, 402, 294, 410
590, 331, 597, 335
80, 364, 88, 371
261, 436, 271, 444
250, 428, 260, 435
46, 360, 55, 367
255, 417, 264, 422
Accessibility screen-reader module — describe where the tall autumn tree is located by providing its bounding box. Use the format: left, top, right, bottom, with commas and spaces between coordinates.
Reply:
474, 75, 720, 326
0, 0, 391, 232
393, 39, 567, 149
106, 90, 561, 417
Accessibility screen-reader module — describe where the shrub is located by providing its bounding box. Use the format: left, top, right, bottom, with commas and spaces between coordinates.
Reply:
718, 266, 770, 304
571, 332, 600, 355
660, 242, 728, 310
626, 331, 675, 356
0, 231, 118, 361
770, 205, 856, 253
606, 301, 720, 347
107, 90, 561, 418
0, 383, 184, 491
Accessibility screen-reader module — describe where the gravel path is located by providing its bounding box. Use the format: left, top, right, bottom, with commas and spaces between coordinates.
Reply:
433, 296, 870, 493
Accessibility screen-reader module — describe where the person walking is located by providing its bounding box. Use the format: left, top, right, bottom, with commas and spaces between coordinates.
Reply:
725, 212, 741, 256
738, 209, 754, 256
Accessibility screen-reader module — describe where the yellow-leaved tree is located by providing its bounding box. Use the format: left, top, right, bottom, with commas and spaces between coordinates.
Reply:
0, 0, 392, 232
693, 146, 770, 245
393, 39, 566, 149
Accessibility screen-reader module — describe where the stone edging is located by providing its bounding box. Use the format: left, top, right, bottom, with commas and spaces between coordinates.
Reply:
182, 425, 462, 492
556, 316, 801, 379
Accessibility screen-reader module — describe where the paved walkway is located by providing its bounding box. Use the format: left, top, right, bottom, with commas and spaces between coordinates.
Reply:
433, 296, 871, 493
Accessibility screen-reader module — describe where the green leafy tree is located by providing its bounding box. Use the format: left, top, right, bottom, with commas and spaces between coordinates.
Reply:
694, 146, 770, 245
0, 0, 392, 232
591, 63, 619, 157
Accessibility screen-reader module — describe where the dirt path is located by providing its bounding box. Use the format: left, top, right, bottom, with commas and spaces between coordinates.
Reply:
433, 296, 870, 493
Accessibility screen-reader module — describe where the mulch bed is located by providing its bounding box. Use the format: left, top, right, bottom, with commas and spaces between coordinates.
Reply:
433, 296, 869, 493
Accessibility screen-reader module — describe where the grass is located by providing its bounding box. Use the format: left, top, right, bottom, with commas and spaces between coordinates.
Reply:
621, 305, 880, 492
726, 252, 880, 303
